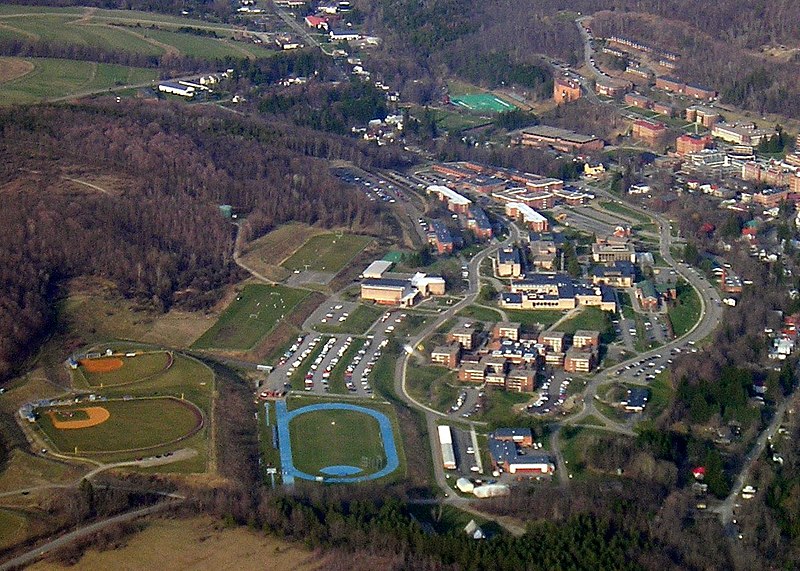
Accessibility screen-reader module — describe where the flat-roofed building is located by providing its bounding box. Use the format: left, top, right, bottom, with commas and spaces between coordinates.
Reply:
505, 367, 536, 392
361, 260, 394, 279
492, 321, 521, 341
712, 122, 771, 146
554, 77, 581, 104
592, 241, 636, 263
431, 344, 461, 369
564, 347, 597, 373
519, 126, 604, 153
426, 185, 472, 213
497, 247, 523, 278
573, 330, 600, 348
458, 358, 485, 383
361, 278, 418, 306
538, 331, 566, 353
676, 134, 713, 156
448, 325, 477, 350
505, 202, 549, 232
632, 119, 666, 145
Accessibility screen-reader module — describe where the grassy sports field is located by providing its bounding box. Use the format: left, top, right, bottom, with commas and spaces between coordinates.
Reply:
77, 351, 171, 388
288, 408, 386, 476
239, 223, 323, 282
193, 284, 309, 351
450, 93, 516, 113
281, 233, 372, 274
0, 57, 157, 105
37, 397, 202, 454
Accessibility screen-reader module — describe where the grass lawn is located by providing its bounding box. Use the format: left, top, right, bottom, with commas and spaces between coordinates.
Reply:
505, 309, 565, 332
598, 201, 651, 224
78, 352, 171, 388
288, 408, 387, 476
37, 397, 202, 455
239, 223, 322, 282
668, 283, 701, 337
646, 372, 674, 421
475, 389, 534, 427
554, 307, 613, 336
0, 57, 158, 105
0, 509, 27, 550
457, 305, 503, 322
315, 304, 382, 334
281, 233, 372, 274
136, 27, 275, 59
258, 401, 282, 485
193, 284, 308, 351
407, 363, 458, 412
618, 291, 634, 319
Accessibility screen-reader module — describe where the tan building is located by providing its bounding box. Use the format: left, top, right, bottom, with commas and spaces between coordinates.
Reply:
431, 345, 460, 369
506, 368, 536, 392
458, 359, 485, 383
564, 347, 597, 373
554, 77, 581, 104
448, 326, 477, 350
538, 331, 566, 353
573, 330, 600, 349
492, 321, 521, 341
591, 241, 636, 263
497, 247, 523, 278
361, 272, 445, 306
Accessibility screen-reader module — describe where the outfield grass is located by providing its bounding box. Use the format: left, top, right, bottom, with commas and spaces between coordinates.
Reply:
314, 304, 382, 334
193, 284, 308, 351
0, 57, 158, 105
288, 409, 386, 476
668, 283, 701, 337
37, 397, 201, 454
281, 233, 372, 274
79, 352, 170, 388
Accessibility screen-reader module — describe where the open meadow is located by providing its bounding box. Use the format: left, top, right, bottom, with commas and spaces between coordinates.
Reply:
0, 57, 157, 105
281, 233, 372, 274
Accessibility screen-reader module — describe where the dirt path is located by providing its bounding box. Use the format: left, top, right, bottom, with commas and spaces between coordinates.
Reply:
0, 57, 34, 83
112, 26, 180, 57
0, 21, 38, 41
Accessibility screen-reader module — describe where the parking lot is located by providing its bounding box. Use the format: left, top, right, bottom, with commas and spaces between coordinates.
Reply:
332, 168, 407, 205
526, 372, 574, 416
450, 424, 483, 477
304, 299, 362, 330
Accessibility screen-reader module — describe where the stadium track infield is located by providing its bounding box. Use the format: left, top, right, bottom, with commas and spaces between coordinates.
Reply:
275, 401, 399, 484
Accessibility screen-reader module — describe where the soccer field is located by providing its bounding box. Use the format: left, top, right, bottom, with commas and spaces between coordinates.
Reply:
193, 284, 309, 351
450, 93, 517, 113
281, 233, 372, 274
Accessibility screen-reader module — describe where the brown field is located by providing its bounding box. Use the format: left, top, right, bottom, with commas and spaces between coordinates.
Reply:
80, 358, 123, 373
30, 517, 329, 571
48, 406, 110, 429
239, 223, 323, 282
0, 56, 33, 83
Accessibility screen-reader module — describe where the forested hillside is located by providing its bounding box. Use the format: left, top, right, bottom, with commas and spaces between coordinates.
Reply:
0, 102, 387, 380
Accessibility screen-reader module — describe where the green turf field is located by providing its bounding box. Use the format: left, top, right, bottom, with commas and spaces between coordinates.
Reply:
450, 93, 517, 113
79, 352, 171, 388
193, 284, 309, 351
0, 57, 158, 105
281, 233, 372, 273
288, 408, 386, 476
37, 397, 202, 454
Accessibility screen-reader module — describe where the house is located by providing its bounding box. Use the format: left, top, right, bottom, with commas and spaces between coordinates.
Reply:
497, 247, 523, 278
594, 76, 631, 97
573, 330, 600, 349
564, 347, 597, 373
448, 325, 477, 350
431, 345, 460, 369
652, 102, 673, 117
467, 206, 493, 240
590, 261, 635, 287
458, 358, 486, 383
492, 321, 521, 341
685, 83, 716, 100
584, 163, 605, 177
554, 77, 581, 104
623, 387, 649, 412
304, 15, 329, 29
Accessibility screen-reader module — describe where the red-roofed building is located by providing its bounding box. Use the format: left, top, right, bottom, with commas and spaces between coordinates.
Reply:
304, 15, 329, 29
676, 134, 712, 156
692, 467, 706, 480
632, 120, 666, 145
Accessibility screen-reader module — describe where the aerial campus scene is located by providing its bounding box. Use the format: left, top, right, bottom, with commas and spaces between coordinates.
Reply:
0, 0, 800, 570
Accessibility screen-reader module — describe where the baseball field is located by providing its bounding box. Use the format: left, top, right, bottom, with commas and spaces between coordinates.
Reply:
37, 397, 202, 455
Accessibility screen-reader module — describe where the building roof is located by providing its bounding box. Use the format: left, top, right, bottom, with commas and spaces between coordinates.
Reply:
637, 279, 658, 299
488, 436, 552, 467
590, 260, 635, 278
521, 125, 599, 144
508, 202, 547, 224
427, 185, 472, 206
362, 260, 394, 279
625, 387, 649, 409
494, 427, 533, 440
574, 329, 600, 339
362, 278, 410, 289
498, 247, 521, 265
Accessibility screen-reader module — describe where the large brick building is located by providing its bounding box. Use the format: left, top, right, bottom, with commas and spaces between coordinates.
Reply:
632, 119, 666, 145
554, 77, 581, 104
519, 126, 604, 153
676, 134, 712, 156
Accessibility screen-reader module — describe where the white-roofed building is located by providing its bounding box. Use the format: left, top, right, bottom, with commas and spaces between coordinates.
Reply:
505, 202, 549, 232
361, 260, 394, 279
426, 185, 472, 213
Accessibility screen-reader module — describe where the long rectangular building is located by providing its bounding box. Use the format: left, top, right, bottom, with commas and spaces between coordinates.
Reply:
438, 425, 456, 470
426, 185, 472, 213
505, 202, 549, 232
518, 126, 604, 153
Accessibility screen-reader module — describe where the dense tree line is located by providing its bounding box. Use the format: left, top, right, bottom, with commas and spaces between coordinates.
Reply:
0, 101, 392, 379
